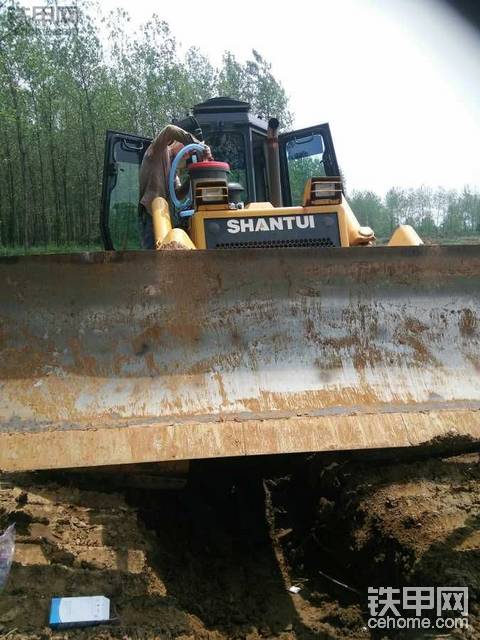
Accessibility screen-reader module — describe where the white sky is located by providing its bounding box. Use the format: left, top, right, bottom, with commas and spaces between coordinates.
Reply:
21, 0, 480, 193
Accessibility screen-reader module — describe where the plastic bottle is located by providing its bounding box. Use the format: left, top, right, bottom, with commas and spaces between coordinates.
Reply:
0, 524, 15, 590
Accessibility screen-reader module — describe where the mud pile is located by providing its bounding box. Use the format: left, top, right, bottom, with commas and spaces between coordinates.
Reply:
269, 452, 480, 638
0, 452, 478, 639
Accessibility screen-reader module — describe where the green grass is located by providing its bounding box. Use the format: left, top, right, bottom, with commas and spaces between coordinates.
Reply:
0, 243, 103, 257
2, 235, 479, 257
376, 235, 480, 246
422, 235, 480, 245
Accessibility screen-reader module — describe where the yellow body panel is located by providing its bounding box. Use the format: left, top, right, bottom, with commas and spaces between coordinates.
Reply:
151, 197, 195, 250
151, 197, 173, 248
159, 175, 419, 250
388, 224, 424, 247
188, 196, 374, 249
161, 228, 196, 250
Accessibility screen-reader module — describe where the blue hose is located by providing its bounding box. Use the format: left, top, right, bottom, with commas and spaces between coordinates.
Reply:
168, 143, 206, 216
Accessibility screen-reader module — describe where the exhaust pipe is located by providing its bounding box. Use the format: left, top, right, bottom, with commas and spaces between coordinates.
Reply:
266, 117, 282, 207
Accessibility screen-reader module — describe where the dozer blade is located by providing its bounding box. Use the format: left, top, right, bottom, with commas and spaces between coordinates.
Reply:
1, 246, 479, 472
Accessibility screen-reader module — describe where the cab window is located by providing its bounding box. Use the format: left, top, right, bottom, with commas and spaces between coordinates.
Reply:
286, 133, 326, 205
203, 130, 249, 200
100, 132, 150, 250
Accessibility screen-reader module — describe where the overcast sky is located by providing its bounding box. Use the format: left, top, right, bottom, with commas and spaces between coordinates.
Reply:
23, 0, 480, 193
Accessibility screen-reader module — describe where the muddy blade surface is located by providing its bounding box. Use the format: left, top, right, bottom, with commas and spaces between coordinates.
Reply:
1, 246, 479, 471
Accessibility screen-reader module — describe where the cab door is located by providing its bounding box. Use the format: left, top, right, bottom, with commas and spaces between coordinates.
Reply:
279, 124, 340, 206
100, 130, 151, 250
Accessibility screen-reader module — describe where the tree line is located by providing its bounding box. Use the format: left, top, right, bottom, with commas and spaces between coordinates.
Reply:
0, 2, 291, 251
0, 3, 477, 253
348, 186, 480, 242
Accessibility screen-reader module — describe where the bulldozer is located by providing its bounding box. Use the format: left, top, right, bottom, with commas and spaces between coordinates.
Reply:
1, 97, 479, 473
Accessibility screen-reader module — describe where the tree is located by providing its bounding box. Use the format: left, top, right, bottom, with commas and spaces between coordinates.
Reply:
217, 50, 292, 128
0, 3, 293, 252
349, 190, 394, 239
288, 157, 325, 205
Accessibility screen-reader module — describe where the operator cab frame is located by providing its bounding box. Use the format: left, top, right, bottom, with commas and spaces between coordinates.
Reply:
177, 97, 267, 205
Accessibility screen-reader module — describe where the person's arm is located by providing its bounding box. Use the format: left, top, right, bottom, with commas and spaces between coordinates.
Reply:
150, 124, 200, 154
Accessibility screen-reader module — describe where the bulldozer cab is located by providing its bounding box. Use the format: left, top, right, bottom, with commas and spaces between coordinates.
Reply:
100, 97, 340, 250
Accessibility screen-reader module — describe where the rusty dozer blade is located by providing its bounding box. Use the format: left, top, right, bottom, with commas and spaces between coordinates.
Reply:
1, 246, 479, 472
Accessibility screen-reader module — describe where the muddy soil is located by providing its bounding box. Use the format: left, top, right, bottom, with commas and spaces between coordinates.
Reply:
0, 451, 478, 640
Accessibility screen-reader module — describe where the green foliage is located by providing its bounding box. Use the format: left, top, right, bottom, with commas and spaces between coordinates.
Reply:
349, 186, 480, 242
288, 157, 325, 205
348, 190, 394, 238
0, 2, 292, 252
110, 202, 141, 251
218, 50, 293, 129
1, 2, 477, 253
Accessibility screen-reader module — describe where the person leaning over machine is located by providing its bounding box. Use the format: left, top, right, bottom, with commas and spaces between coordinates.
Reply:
138, 124, 212, 249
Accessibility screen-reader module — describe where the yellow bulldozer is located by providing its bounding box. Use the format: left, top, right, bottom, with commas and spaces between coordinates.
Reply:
1, 97, 479, 473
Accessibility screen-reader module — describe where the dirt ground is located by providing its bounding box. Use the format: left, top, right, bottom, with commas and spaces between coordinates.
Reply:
0, 450, 479, 640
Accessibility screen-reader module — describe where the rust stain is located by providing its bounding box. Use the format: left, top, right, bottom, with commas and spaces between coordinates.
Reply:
1, 246, 479, 455
69, 337, 98, 376
144, 352, 160, 376
239, 384, 397, 414
162, 320, 203, 344
132, 324, 163, 356
112, 353, 129, 375
394, 317, 440, 366
229, 325, 243, 348
214, 371, 229, 408
342, 304, 379, 338
304, 317, 359, 352
404, 317, 429, 334
459, 309, 476, 337
305, 310, 384, 372
0, 343, 45, 378
315, 354, 343, 373
352, 345, 384, 371
396, 334, 439, 366
10, 378, 87, 422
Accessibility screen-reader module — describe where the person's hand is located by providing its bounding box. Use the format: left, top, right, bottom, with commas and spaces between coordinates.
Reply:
169, 141, 184, 159
203, 145, 213, 160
